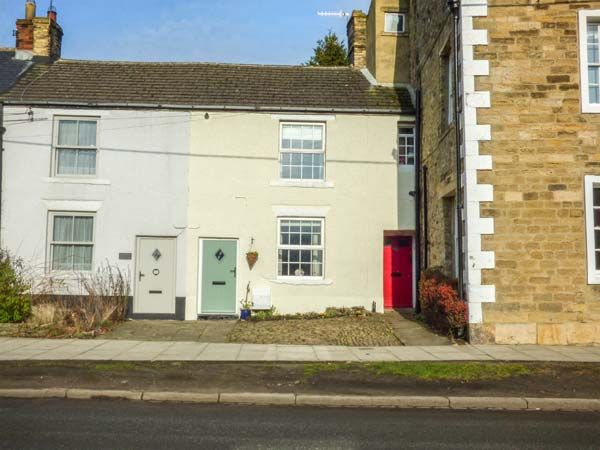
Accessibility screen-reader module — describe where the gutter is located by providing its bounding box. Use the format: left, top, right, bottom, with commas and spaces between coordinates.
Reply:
0, 100, 414, 116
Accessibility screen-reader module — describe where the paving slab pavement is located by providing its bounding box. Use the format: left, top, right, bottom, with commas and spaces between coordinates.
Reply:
0, 338, 599, 362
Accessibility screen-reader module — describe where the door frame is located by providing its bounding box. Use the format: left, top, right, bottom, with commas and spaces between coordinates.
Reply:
197, 237, 239, 316
384, 231, 416, 309
133, 235, 178, 315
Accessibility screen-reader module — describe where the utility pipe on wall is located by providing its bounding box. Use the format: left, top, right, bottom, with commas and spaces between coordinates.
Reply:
448, 0, 465, 300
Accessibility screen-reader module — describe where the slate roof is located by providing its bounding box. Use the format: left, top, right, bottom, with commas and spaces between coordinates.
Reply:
0, 49, 32, 94
0, 59, 414, 113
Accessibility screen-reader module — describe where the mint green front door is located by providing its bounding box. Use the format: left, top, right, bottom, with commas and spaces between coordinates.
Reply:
200, 240, 237, 314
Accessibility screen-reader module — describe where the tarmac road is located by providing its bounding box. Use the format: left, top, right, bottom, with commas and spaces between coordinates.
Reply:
1, 398, 599, 450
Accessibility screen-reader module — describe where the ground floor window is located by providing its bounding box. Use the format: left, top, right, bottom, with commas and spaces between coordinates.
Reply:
49, 213, 95, 271
585, 175, 600, 284
278, 218, 324, 278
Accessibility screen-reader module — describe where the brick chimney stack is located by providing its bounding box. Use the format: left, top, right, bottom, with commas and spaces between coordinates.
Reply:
15, 0, 63, 60
347, 10, 367, 69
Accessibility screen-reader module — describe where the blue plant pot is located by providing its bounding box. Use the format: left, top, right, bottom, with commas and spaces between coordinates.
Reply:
240, 309, 251, 320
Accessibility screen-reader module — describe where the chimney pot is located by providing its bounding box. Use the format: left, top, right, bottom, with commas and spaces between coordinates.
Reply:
25, 1, 36, 20
48, 0, 57, 22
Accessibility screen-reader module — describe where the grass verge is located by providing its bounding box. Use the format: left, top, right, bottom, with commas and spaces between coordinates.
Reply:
304, 362, 533, 381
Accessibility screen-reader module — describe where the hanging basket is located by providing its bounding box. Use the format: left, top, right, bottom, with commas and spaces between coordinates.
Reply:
246, 251, 259, 269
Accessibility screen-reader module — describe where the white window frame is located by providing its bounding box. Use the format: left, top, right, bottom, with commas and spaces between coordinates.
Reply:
277, 217, 325, 280
47, 211, 96, 273
579, 11, 600, 113
52, 116, 100, 178
279, 122, 326, 182
384, 12, 405, 34
398, 125, 415, 166
585, 175, 600, 284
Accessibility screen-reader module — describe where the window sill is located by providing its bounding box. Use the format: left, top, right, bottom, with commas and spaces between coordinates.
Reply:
272, 278, 333, 286
270, 179, 334, 189
588, 273, 600, 285
44, 177, 110, 186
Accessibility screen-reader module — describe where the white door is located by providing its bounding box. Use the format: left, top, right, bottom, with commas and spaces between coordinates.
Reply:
134, 237, 176, 314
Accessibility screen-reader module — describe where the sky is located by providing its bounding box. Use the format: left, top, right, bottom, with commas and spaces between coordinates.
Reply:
0, 0, 370, 64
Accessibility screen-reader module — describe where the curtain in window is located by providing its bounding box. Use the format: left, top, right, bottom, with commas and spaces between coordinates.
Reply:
78, 121, 97, 147
77, 150, 97, 175
73, 217, 93, 242
58, 120, 78, 146
53, 216, 73, 241
51, 245, 72, 271
72, 246, 93, 271
56, 149, 78, 175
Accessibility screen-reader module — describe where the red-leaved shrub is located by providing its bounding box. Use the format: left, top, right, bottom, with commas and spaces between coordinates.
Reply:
419, 269, 467, 337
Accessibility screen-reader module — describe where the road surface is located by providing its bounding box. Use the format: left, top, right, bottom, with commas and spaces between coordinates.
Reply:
1, 398, 599, 449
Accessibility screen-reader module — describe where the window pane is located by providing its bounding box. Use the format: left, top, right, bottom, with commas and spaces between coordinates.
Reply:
588, 45, 599, 64
58, 120, 78, 146
596, 251, 600, 271
590, 86, 600, 104
595, 209, 600, 227
590, 67, 600, 85
594, 187, 600, 206
595, 230, 600, 248
291, 167, 301, 179
72, 245, 93, 271
78, 121, 97, 147
53, 216, 73, 242
57, 149, 78, 175
588, 24, 599, 44
52, 245, 72, 270
302, 167, 313, 179
73, 217, 93, 242
77, 150, 97, 175
281, 166, 291, 179
385, 13, 403, 33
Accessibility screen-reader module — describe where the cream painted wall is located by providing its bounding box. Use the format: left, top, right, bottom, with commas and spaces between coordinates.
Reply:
185, 112, 415, 318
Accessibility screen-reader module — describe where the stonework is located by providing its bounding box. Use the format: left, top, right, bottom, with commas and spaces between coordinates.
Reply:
16, 16, 62, 59
347, 0, 411, 85
408, 0, 600, 344
472, 0, 600, 344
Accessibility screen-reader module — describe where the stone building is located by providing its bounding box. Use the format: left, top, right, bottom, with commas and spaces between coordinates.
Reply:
349, 0, 600, 344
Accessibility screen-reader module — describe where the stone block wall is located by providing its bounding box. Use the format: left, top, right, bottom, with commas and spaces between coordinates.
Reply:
472, 0, 600, 344
411, 3, 458, 276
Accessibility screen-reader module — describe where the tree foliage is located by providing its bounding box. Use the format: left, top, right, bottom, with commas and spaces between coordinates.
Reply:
305, 31, 350, 67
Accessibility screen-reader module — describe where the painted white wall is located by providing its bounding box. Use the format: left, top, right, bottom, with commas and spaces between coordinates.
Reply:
185, 112, 415, 317
1, 107, 190, 308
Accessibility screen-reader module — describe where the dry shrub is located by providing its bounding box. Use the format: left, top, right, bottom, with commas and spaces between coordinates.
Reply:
30, 262, 130, 335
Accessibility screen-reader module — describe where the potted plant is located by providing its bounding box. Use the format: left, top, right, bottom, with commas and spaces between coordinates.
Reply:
246, 238, 259, 270
239, 282, 252, 320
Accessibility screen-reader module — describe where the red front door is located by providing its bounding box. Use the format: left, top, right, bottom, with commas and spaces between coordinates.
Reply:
383, 236, 413, 309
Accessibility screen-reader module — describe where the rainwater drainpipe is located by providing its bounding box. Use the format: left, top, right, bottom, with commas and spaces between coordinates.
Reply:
414, 89, 422, 314
448, 0, 465, 300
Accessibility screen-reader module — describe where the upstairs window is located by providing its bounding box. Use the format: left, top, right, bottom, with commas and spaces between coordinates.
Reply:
49, 213, 94, 272
280, 123, 325, 181
398, 126, 415, 165
384, 13, 405, 34
579, 11, 600, 112
585, 176, 600, 284
55, 119, 98, 176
